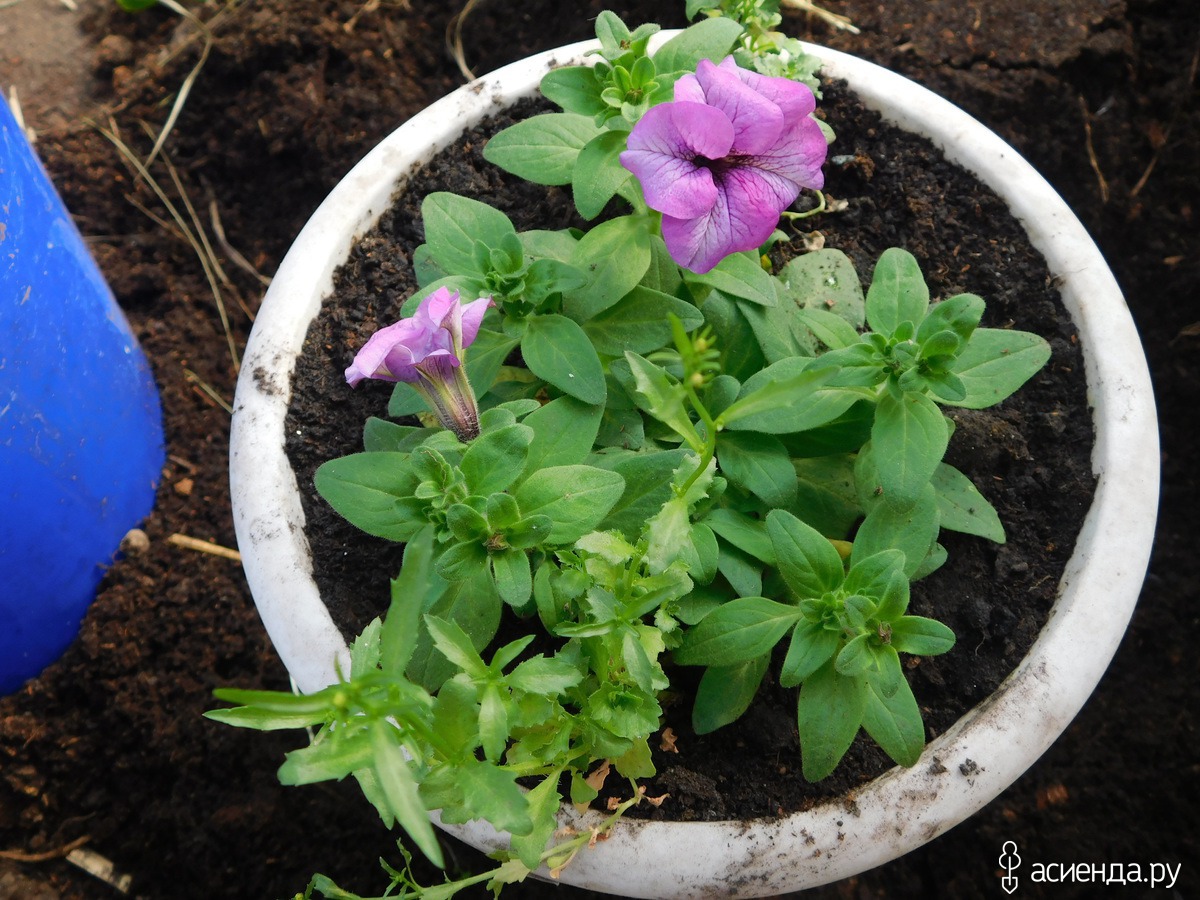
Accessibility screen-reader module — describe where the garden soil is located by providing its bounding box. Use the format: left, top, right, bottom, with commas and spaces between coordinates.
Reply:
1, 1, 1196, 899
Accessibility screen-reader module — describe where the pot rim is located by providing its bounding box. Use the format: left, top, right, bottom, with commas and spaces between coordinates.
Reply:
230, 36, 1159, 898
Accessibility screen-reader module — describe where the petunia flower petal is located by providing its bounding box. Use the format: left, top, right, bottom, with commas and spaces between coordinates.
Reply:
690, 58, 784, 157
621, 102, 733, 219
719, 56, 817, 122
457, 296, 494, 348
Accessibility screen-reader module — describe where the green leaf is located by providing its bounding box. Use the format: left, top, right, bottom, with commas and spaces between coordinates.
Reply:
779, 619, 840, 687
794, 307, 863, 350
514, 465, 626, 544
424, 615, 488, 679
791, 455, 861, 539
203, 697, 331, 731
716, 541, 762, 598
462, 328, 521, 398
717, 431, 798, 508
862, 677, 925, 767
362, 418, 426, 453
947, 328, 1052, 409
889, 616, 956, 656
871, 391, 950, 510
586, 683, 661, 741
842, 549, 906, 600
852, 484, 940, 579
314, 452, 422, 542
573, 130, 631, 220
436, 539, 488, 581
623, 351, 703, 451
685, 251, 778, 306
704, 508, 776, 566
508, 655, 582, 695
408, 571, 501, 691
779, 249, 866, 330
652, 16, 743, 73
683, 521, 719, 585
521, 396, 603, 478
721, 357, 854, 434
381, 528, 436, 674
932, 463, 1005, 543
700, 290, 766, 381
673, 596, 801, 666
583, 286, 704, 355
540, 65, 606, 116
522, 314, 606, 404
691, 654, 771, 734
277, 732, 375, 784
917, 293, 985, 345
491, 547, 533, 608
865, 247, 930, 337
597, 448, 689, 538
456, 759, 533, 836
370, 722, 443, 866
835, 633, 874, 677
766, 509, 846, 601
737, 293, 817, 364
460, 423, 533, 495
510, 775, 563, 869
565, 214, 654, 320
483, 113, 600, 185
796, 659, 867, 781
421, 192, 516, 276
478, 683, 510, 763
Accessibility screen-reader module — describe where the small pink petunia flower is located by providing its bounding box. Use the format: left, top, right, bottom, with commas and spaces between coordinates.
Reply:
346, 287, 493, 440
620, 57, 827, 274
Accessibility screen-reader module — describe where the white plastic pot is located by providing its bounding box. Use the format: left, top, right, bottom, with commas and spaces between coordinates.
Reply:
230, 37, 1159, 899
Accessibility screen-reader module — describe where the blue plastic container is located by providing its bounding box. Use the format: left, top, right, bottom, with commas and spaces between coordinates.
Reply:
1, 100, 164, 694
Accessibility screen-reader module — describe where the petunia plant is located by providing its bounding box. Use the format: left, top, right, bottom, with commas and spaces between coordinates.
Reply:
210, 4, 1052, 898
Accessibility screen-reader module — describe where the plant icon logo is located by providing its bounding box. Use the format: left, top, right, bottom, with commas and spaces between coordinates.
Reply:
999, 841, 1021, 894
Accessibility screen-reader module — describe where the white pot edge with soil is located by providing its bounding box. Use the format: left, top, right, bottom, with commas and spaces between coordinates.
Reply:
229, 36, 1159, 899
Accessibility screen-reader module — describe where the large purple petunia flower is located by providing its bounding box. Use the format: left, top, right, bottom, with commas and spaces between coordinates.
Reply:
346, 287, 493, 440
620, 56, 827, 274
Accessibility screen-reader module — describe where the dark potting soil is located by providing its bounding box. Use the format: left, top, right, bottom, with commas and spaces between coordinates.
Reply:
284, 83, 1095, 821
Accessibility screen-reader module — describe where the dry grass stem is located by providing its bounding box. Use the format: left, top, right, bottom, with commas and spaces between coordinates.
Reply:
1130, 36, 1200, 199
1078, 96, 1110, 204
447, 0, 487, 81
209, 199, 271, 291
167, 533, 242, 562
781, 0, 860, 34
0, 835, 90, 862
183, 367, 234, 413
97, 116, 242, 370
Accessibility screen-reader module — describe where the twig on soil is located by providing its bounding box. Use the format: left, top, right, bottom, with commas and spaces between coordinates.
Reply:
143, 0, 213, 166
1130, 35, 1200, 199
446, 0, 487, 81
184, 367, 234, 413
167, 533, 242, 562
344, 0, 381, 32
209, 199, 271, 291
1078, 96, 1110, 204
780, 0, 860, 34
0, 835, 90, 862
96, 116, 242, 370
